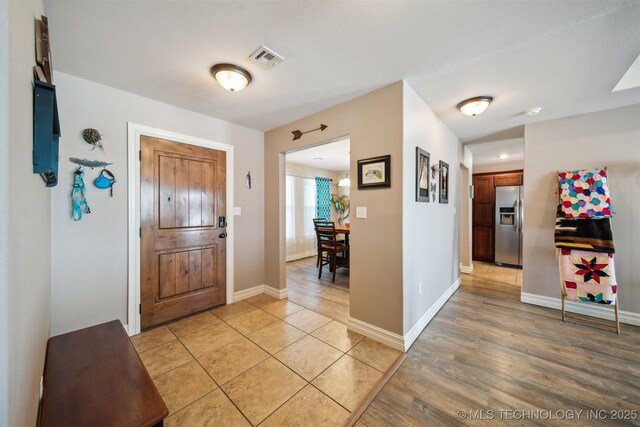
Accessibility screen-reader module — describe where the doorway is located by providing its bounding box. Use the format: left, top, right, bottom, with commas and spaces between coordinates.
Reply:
127, 124, 235, 335
284, 137, 351, 322
463, 137, 524, 298
139, 136, 227, 329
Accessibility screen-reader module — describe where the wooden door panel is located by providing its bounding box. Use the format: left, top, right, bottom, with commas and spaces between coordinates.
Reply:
175, 252, 190, 295
201, 248, 215, 287
188, 160, 203, 227
176, 159, 190, 227
159, 253, 176, 299
141, 136, 226, 329
159, 156, 176, 228
202, 162, 215, 227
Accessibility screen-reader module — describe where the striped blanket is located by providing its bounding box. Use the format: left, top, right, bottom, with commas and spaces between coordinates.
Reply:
554, 205, 614, 253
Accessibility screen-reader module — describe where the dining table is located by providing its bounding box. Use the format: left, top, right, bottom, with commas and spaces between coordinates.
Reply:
335, 224, 351, 246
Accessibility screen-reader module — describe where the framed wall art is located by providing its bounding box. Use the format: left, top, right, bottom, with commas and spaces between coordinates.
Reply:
416, 147, 430, 202
439, 160, 449, 204
358, 155, 391, 189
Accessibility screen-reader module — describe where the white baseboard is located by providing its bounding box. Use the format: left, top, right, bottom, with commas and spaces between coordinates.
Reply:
347, 278, 461, 352
459, 263, 474, 274
234, 284, 288, 302
264, 285, 288, 300
521, 292, 640, 326
234, 285, 266, 301
403, 278, 461, 351
286, 250, 317, 262
347, 317, 405, 351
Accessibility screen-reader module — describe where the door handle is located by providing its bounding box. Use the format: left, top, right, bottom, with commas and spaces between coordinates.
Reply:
218, 232, 227, 239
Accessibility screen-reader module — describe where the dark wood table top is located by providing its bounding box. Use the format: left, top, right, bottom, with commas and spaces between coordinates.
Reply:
335, 225, 351, 234
39, 320, 168, 427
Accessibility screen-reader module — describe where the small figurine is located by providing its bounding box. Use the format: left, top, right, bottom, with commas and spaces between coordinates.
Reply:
82, 128, 104, 151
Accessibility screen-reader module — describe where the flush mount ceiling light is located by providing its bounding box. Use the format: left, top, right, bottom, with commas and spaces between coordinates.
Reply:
525, 107, 542, 116
497, 153, 509, 160
210, 63, 252, 92
457, 96, 493, 116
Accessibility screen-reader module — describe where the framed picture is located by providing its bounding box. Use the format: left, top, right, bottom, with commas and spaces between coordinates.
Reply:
416, 147, 430, 202
358, 155, 391, 189
439, 160, 449, 203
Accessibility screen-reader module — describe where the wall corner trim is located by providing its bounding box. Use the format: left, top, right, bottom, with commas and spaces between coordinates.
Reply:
347, 317, 405, 351
233, 284, 287, 302
459, 263, 474, 274
263, 285, 288, 300
521, 292, 640, 327
403, 278, 461, 351
347, 278, 461, 352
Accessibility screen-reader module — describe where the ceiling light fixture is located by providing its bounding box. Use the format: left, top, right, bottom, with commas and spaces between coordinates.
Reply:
210, 63, 252, 92
497, 154, 509, 160
338, 173, 351, 187
457, 96, 493, 116
525, 107, 542, 116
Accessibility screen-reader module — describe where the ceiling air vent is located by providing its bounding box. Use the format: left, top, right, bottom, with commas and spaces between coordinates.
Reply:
249, 45, 284, 69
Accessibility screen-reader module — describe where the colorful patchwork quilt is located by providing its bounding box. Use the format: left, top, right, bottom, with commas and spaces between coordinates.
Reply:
557, 168, 612, 219
554, 205, 615, 253
559, 248, 617, 305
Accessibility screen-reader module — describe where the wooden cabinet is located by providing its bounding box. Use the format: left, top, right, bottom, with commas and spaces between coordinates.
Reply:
494, 173, 523, 187
472, 170, 523, 262
473, 227, 494, 262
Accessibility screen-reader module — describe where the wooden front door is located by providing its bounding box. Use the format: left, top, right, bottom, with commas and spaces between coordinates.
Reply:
140, 136, 226, 329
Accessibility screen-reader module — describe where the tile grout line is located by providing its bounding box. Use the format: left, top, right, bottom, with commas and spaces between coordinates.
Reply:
137, 293, 400, 425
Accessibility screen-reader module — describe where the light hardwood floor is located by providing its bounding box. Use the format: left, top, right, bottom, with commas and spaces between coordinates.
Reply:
286, 257, 350, 323
356, 269, 640, 426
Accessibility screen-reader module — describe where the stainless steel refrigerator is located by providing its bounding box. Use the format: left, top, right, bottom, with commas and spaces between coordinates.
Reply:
495, 186, 523, 266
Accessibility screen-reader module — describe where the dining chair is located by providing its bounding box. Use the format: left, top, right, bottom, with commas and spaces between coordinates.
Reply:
316, 222, 349, 283
313, 218, 332, 267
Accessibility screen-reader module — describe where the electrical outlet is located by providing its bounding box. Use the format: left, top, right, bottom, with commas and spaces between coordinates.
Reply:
233, 206, 242, 216
419, 282, 422, 294
356, 207, 367, 219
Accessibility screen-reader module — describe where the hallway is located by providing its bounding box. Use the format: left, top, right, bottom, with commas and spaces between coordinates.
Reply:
357, 271, 640, 426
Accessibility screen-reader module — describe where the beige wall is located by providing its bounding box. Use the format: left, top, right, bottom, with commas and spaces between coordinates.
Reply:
266, 82, 405, 334
402, 82, 461, 333
0, 0, 8, 422
5, 1, 51, 425
51, 72, 265, 335
522, 105, 640, 314
473, 160, 523, 174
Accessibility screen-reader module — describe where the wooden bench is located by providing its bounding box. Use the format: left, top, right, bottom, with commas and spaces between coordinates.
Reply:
39, 320, 168, 427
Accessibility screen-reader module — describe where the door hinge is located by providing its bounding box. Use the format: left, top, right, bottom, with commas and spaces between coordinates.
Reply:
139, 304, 141, 314
139, 227, 141, 238
139, 150, 141, 161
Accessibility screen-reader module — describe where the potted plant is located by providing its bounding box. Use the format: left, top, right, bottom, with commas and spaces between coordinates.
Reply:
330, 193, 350, 224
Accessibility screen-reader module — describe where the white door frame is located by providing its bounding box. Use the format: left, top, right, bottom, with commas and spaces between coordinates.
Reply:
127, 123, 235, 336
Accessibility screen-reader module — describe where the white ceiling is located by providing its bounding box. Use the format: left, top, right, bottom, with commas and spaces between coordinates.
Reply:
466, 138, 524, 166
286, 138, 350, 172
45, 1, 640, 140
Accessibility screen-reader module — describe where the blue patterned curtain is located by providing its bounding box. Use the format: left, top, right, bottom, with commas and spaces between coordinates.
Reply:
315, 177, 331, 219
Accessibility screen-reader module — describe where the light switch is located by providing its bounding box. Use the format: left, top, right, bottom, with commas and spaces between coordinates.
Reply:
233, 207, 242, 216
356, 207, 367, 219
